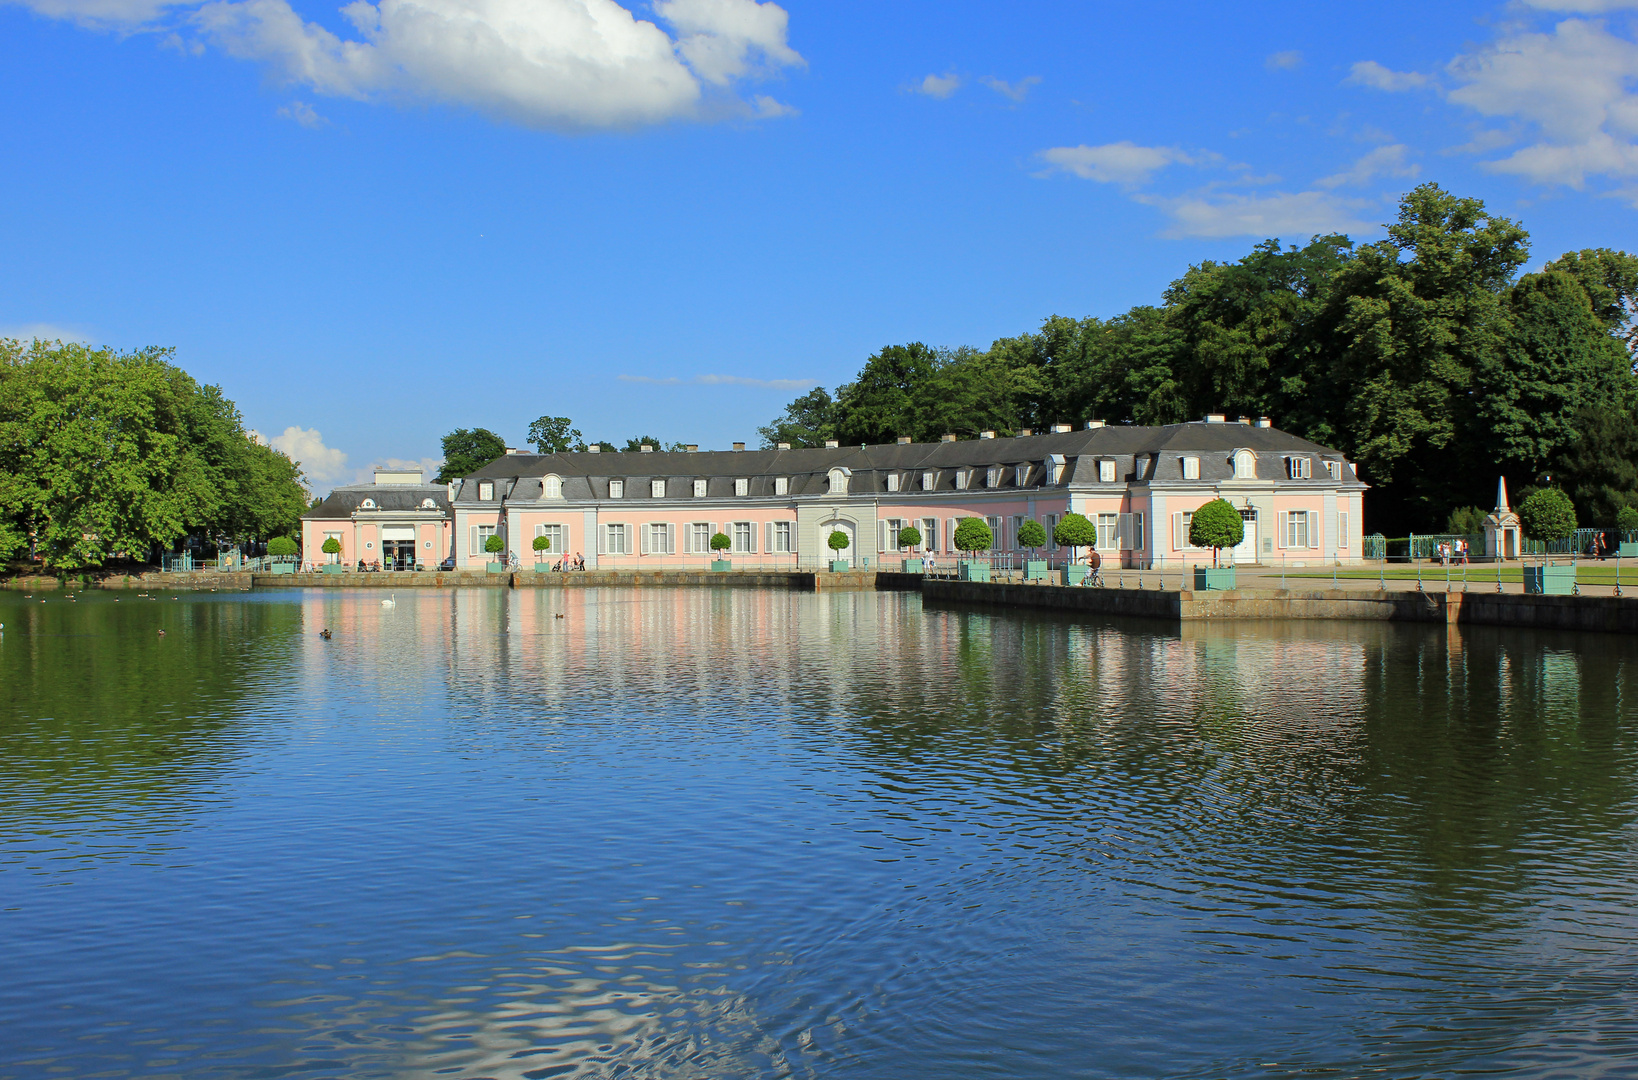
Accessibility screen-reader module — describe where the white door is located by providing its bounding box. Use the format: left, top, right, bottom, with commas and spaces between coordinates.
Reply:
826, 521, 855, 565
1232, 520, 1258, 564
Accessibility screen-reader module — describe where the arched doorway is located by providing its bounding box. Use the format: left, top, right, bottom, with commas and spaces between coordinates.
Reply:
823, 519, 856, 566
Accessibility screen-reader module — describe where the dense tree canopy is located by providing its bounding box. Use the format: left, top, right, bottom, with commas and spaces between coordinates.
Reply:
527, 415, 581, 454
436, 428, 507, 484
758, 185, 1638, 534
0, 339, 308, 569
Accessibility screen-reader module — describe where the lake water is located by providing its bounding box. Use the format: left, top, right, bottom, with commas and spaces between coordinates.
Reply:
4, 586, 1638, 1079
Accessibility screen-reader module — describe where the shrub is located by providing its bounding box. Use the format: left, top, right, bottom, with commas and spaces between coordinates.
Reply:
321, 537, 341, 555
710, 532, 732, 552
266, 536, 298, 557
1189, 499, 1245, 565
1619, 505, 1638, 533
1519, 488, 1577, 541
897, 525, 922, 550
532, 535, 551, 552
1052, 512, 1096, 550
1446, 505, 1487, 535
953, 517, 992, 552
484, 534, 505, 555
1016, 519, 1047, 552
827, 530, 850, 552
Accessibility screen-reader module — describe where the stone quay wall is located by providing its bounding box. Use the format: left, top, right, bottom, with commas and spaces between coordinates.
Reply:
253, 569, 890, 591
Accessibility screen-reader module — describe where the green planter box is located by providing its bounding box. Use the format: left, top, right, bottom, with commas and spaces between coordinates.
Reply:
486, 562, 507, 573
1025, 560, 1050, 581
1062, 565, 1088, 586
270, 563, 294, 575
829, 560, 850, 573
321, 564, 346, 574
711, 560, 732, 571
1523, 565, 1577, 595
901, 558, 924, 573
1193, 566, 1237, 591
958, 560, 990, 582
1621, 542, 1638, 558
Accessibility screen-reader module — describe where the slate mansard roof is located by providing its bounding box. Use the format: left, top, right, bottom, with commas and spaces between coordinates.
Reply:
449, 422, 1363, 506
304, 483, 452, 520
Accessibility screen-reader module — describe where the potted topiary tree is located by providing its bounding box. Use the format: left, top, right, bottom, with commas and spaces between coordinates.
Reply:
827, 529, 851, 572
710, 531, 732, 571
1017, 519, 1048, 581
321, 536, 345, 573
266, 535, 298, 574
484, 533, 506, 572
898, 525, 923, 573
1619, 505, 1638, 557
533, 534, 551, 566
1519, 487, 1578, 594
953, 517, 993, 581
1053, 513, 1096, 585
1188, 498, 1244, 590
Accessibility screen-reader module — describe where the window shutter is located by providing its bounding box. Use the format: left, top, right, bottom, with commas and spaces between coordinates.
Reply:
1309, 511, 1319, 548
946, 518, 956, 552
1117, 513, 1130, 549
1173, 512, 1183, 550
469, 525, 477, 559
1134, 513, 1144, 551
640, 525, 650, 555
765, 521, 774, 553
926, 518, 937, 552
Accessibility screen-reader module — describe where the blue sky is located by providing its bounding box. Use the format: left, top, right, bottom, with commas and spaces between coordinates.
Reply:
3, 0, 1637, 486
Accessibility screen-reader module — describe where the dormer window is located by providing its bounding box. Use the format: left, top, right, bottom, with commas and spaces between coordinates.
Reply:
886, 474, 901, 492
1232, 450, 1255, 480
608, 480, 624, 499
1048, 455, 1065, 484
1015, 465, 1030, 487
1133, 458, 1148, 480
478, 482, 493, 501
1286, 456, 1312, 480
420, 498, 437, 509
734, 478, 748, 496
827, 468, 850, 495
542, 475, 562, 499
361, 497, 377, 509
775, 477, 789, 496
694, 479, 708, 497
922, 471, 936, 490
986, 466, 1002, 488
651, 479, 666, 498
1181, 456, 1200, 480
1098, 460, 1116, 483
956, 469, 971, 490
1324, 460, 1341, 480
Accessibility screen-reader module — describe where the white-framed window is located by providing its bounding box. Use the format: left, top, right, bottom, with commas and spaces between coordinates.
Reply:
956, 469, 971, 490
360, 497, 377, 509
1233, 450, 1255, 479
534, 524, 567, 557
1015, 465, 1030, 487
775, 477, 789, 496
828, 468, 849, 494
921, 517, 938, 552
1133, 458, 1148, 480
986, 466, 1003, 488
1043, 513, 1059, 550
474, 523, 497, 558
1011, 515, 1025, 549
608, 479, 624, 499
323, 530, 342, 564
1287, 456, 1312, 479
1097, 513, 1118, 550
421, 497, 438, 509
478, 482, 493, 501
772, 521, 793, 553
986, 515, 1002, 549
651, 479, 666, 498
1174, 511, 1195, 550
687, 522, 711, 553
1284, 510, 1313, 548
694, 478, 708, 497
1324, 460, 1341, 480
604, 523, 631, 554
1181, 456, 1200, 480
1049, 459, 1065, 484
733, 521, 754, 553
922, 471, 936, 490
542, 475, 562, 499
882, 518, 907, 551
1130, 512, 1145, 551
734, 478, 748, 497
643, 522, 675, 555
1098, 460, 1116, 483
1339, 511, 1350, 548
886, 473, 901, 492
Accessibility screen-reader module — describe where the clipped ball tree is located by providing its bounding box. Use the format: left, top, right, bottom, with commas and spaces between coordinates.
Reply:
827, 530, 850, 553
1017, 519, 1047, 556
1519, 488, 1577, 542
266, 536, 298, 557
321, 536, 341, 557
484, 534, 505, 561
1052, 512, 1096, 559
897, 525, 922, 551
1189, 498, 1245, 567
953, 516, 993, 555
710, 531, 732, 553
532, 534, 551, 560
1618, 505, 1638, 534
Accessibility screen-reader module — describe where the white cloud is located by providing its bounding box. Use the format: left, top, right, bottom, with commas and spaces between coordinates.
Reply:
1036, 141, 1193, 186
276, 99, 327, 127
1346, 59, 1430, 92
1523, 0, 1638, 9
618, 374, 683, 385
1316, 143, 1419, 188
0, 322, 93, 343
914, 72, 961, 99
619, 373, 815, 390
1265, 50, 1303, 71
269, 426, 349, 486
365, 455, 443, 483
24, 0, 801, 130
1137, 191, 1375, 239
981, 75, 1040, 102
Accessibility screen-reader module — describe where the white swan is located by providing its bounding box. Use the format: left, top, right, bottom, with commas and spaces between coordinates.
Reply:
382, 594, 396, 608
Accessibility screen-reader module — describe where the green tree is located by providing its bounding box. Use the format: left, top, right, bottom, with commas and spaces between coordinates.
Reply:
1619, 506, 1638, 533
1188, 499, 1245, 566
1052, 512, 1096, 552
1543, 248, 1638, 350
1446, 506, 1487, 535
897, 525, 922, 550
953, 516, 992, 552
1554, 405, 1638, 529
622, 436, 687, 452
827, 530, 850, 553
710, 531, 732, 552
831, 343, 942, 444
436, 428, 506, 484
321, 537, 341, 555
532, 534, 551, 558
1519, 488, 1577, 542
527, 415, 581, 454
266, 536, 298, 557
758, 387, 835, 448
484, 534, 505, 557
1016, 519, 1046, 552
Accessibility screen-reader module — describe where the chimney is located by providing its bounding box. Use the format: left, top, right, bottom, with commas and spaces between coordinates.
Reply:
685, 444, 698, 452
776, 441, 791, 450
824, 439, 839, 449
1085, 420, 1104, 430
1255, 417, 1272, 428
1051, 423, 1072, 434
587, 445, 600, 453
979, 430, 996, 439
897, 436, 912, 444
505, 447, 522, 455
1019, 428, 1032, 437
941, 433, 957, 442
1204, 414, 1226, 423
640, 443, 654, 453
1236, 416, 1252, 425
733, 441, 745, 451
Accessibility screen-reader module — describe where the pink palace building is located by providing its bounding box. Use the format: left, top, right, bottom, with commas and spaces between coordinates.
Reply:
301, 468, 454, 570
440, 416, 1368, 570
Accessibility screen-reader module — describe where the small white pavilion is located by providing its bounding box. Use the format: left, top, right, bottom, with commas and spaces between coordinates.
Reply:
1483, 477, 1522, 559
